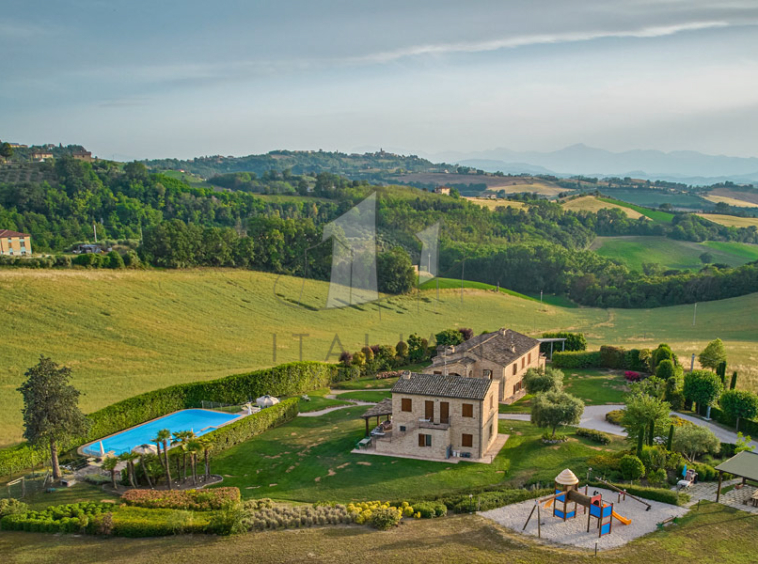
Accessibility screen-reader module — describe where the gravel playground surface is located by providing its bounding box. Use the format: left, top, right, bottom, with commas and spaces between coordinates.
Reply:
479, 487, 688, 550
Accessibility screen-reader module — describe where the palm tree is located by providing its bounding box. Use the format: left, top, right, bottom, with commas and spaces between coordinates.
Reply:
173, 430, 195, 483
186, 440, 201, 486
197, 436, 214, 482
138, 450, 154, 489
101, 457, 119, 489
156, 429, 172, 490
118, 451, 139, 488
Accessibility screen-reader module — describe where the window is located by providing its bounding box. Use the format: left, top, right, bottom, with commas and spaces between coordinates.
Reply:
512, 364, 517, 376
528, 352, 531, 363
489, 395, 493, 410
401, 398, 412, 412
483, 369, 492, 379
521, 357, 525, 368
462, 403, 473, 417
20, 240, 25, 248
418, 434, 432, 447
462, 434, 473, 447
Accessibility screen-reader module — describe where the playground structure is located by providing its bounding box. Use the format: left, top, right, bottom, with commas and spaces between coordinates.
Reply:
523, 469, 636, 539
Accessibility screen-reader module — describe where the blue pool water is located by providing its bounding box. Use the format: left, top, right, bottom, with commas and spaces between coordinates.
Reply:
82, 409, 241, 456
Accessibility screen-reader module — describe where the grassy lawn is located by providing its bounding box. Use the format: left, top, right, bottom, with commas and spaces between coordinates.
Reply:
591, 236, 758, 272
333, 376, 400, 390
4, 268, 758, 445
1, 502, 756, 564
500, 369, 627, 413
597, 197, 675, 223
337, 390, 391, 402
208, 406, 625, 503
294, 388, 350, 413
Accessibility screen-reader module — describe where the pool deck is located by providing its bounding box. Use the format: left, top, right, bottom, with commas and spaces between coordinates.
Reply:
78, 407, 249, 458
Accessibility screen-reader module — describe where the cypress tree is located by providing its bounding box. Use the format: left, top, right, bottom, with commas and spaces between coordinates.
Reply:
667, 425, 674, 451
637, 425, 645, 454
730, 371, 738, 390
648, 419, 655, 446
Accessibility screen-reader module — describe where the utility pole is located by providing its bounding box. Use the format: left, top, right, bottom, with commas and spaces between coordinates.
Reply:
93, 222, 98, 243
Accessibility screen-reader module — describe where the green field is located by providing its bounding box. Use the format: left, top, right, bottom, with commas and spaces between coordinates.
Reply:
599, 189, 710, 214
597, 197, 675, 223
208, 407, 625, 502
337, 390, 391, 402
591, 236, 758, 271
2, 268, 758, 446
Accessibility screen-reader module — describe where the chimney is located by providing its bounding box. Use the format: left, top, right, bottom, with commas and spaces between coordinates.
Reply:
401, 371, 412, 380
499, 327, 507, 336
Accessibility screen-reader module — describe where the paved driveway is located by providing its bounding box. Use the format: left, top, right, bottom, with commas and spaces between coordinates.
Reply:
500, 404, 758, 448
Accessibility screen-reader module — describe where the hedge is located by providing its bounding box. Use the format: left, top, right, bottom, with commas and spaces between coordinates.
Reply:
587, 481, 689, 506
207, 398, 299, 451
575, 427, 611, 445
707, 406, 758, 437
0, 361, 335, 477
552, 347, 648, 372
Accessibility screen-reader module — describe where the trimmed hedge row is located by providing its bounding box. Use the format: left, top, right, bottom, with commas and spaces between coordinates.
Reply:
575, 427, 612, 445
208, 398, 299, 451
0, 361, 335, 477
588, 481, 689, 506
552, 346, 648, 372
707, 406, 758, 437
540, 332, 587, 353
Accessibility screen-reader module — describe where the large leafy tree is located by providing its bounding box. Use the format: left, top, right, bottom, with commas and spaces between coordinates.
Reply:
621, 393, 671, 446
17, 357, 89, 479
719, 390, 758, 432
435, 329, 464, 348
523, 367, 564, 394
377, 247, 415, 294
684, 370, 724, 413
671, 425, 720, 462
698, 339, 727, 371
530, 391, 584, 438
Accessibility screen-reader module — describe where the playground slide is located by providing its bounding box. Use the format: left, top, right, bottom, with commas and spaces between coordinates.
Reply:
544, 498, 555, 508
612, 511, 631, 525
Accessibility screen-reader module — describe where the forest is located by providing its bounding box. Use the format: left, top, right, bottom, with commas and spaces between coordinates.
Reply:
1, 156, 758, 307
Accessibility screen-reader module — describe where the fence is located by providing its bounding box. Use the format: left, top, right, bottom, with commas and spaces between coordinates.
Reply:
201, 400, 247, 414
0, 471, 51, 500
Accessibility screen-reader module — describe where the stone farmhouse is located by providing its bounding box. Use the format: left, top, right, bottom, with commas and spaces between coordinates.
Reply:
362, 372, 502, 462
423, 328, 544, 404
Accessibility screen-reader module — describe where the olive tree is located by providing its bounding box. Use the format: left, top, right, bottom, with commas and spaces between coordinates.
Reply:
671, 425, 720, 462
523, 367, 564, 394
530, 391, 584, 438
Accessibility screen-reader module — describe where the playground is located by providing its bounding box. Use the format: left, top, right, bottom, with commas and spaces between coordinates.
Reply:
480, 469, 688, 550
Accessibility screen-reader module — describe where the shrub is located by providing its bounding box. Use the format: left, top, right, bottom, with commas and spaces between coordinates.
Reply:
551, 351, 601, 369
523, 367, 564, 394
540, 332, 587, 352
600, 346, 627, 369
676, 461, 718, 482
625, 371, 642, 382
0, 498, 28, 517
575, 428, 611, 444
540, 432, 568, 443
587, 481, 689, 505
411, 501, 447, 518
370, 507, 403, 530
123, 488, 241, 511
605, 409, 624, 425
620, 455, 646, 481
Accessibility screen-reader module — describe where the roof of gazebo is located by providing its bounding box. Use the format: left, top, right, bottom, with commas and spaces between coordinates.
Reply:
716, 451, 758, 482
361, 398, 393, 419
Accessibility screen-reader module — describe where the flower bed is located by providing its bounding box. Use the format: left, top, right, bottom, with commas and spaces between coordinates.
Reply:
122, 487, 241, 510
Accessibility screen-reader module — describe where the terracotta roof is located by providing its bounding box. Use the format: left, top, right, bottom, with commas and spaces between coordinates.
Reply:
0, 229, 30, 238
392, 372, 491, 401
430, 329, 539, 367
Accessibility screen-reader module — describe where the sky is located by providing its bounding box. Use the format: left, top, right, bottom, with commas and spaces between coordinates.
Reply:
2, 0, 758, 160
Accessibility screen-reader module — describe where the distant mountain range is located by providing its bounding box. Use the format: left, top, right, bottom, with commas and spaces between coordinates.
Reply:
421, 144, 758, 185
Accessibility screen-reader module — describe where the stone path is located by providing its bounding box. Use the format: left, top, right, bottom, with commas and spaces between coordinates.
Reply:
683, 478, 758, 514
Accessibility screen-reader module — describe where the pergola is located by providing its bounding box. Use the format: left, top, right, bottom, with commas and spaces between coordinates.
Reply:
537, 337, 567, 360
361, 399, 393, 436
715, 451, 758, 502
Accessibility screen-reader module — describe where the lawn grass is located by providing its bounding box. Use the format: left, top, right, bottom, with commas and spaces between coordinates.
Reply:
3, 268, 758, 445
23, 481, 114, 510
418, 277, 541, 302
332, 376, 400, 390
295, 388, 350, 413
591, 236, 758, 272
0, 502, 756, 564
207, 406, 625, 503
336, 390, 391, 402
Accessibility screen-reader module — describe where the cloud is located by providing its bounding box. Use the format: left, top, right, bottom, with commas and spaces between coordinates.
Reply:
346, 21, 733, 64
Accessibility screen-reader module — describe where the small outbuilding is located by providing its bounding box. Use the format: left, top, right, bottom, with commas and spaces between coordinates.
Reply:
715, 450, 758, 502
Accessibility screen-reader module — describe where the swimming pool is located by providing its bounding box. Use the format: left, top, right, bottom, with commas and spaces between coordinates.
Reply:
81, 409, 242, 456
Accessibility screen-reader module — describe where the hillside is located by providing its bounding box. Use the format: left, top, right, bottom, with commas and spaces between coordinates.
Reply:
697, 214, 758, 228
590, 236, 758, 271
562, 195, 645, 219
2, 268, 758, 446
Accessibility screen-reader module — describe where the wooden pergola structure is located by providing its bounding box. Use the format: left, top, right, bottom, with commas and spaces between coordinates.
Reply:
361, 399, 393, 437
537, 337, 567, 360
715, 451, 758, 502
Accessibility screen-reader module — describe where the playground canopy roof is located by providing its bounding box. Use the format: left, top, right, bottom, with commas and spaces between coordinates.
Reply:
555, 468, 579, 486
715, 451, 758, 482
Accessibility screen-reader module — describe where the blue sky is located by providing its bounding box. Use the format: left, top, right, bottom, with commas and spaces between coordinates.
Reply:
2, 1, 758, 159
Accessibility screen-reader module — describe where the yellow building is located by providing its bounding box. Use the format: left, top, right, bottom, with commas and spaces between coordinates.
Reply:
0, 230, 32, 256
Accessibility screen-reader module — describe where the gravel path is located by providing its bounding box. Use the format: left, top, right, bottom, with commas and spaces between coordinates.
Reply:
298, 400, 374, 417
480, 487, 688, 550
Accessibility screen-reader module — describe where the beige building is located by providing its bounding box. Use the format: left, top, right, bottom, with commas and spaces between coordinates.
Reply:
370, 372, 500, 461
434, 186, 451, 196
0, 230, 32, 256
423, 328, 544, 404
72, 150, 93, 162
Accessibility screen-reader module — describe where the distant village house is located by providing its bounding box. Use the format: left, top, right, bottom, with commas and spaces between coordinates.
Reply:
0, 230, 32, 256
31, 150, 53, 162
72, 150, 93, 162
434, 186, 451, 196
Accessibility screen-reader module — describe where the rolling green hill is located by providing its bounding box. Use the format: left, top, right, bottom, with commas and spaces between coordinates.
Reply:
591, 236, 758, 271
2, 268, 758, 446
